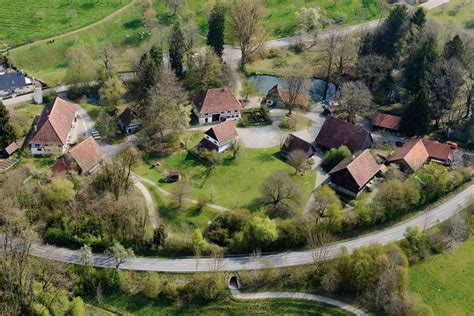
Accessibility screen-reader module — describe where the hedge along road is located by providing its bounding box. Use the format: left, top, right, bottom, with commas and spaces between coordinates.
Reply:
27, 184, 473, 272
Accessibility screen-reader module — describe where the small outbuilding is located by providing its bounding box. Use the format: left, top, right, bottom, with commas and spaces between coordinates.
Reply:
371, 112, 401, 132
280, 133, 314, 159
119, 107, 140, 134
2, 142, 18, 158
265, 84, 310, 109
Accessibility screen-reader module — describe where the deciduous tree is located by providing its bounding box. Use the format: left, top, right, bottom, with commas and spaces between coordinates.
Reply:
183, 46, 225, 94
287, 150, 310, 174
338, 81, 372, 124
228, 0, 267, 69
99, 74, 126, 113
260, 170, 303, 218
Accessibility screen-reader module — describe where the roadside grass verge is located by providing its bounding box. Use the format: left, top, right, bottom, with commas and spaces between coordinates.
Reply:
410, 237, 474, 315
99, 293, 351, 315
0, 0, 131, 47
135, 146, 315, 211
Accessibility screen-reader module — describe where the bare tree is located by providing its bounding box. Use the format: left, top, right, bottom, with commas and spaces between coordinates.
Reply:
100, 42, 115, 77
230, 139, 241, 159
165, 0, 185, 16
445, 213, 469, 247
319, 30, 340, 100
79, 244, 94, 267
282, 75, 309, 115
307, 225, 335, 265
228, 0, 267, 70
338, 81, 372, 124
287, 150, 310, 174
171, 178, 191, 209
260, 170, 303, 218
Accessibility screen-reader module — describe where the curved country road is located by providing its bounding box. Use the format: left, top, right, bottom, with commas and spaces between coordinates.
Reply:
29, 185, 473, 272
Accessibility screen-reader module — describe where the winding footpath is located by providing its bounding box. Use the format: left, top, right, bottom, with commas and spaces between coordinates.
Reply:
29, 184, 473, 272
230, 289, 367, 316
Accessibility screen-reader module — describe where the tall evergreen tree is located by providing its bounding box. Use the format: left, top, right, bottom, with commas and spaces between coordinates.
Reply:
149, 45, 164, 68
444, 35, 465, 61
0, 102, 16, 150
404, 35, 439, 94
207, 2, 225, 58
169, 21, 186, 79
401, 89, 431, 136
410, 7, 426, 29
372, 6, 409, 60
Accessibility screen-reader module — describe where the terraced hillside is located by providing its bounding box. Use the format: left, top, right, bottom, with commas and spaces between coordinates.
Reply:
0, 0, 131, 47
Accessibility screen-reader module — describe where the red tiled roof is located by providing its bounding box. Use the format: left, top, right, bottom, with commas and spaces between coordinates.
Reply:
329, 149, 380, 188
315, 116, 372, 152
372, 112, 401, 131
68, 137, 104, 173
29, 97, 77, 146
388, 138, 429, 172
422, 139, 454, 162
193, 87, 243, 114
4, 142, 18, 155
205, 120, 238, 144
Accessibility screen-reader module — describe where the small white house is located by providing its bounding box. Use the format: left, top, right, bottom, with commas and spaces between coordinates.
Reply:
192, 87, 243, 125
198, 120, 239, 153
118, 107, 140, 134
29, 97, 77, 156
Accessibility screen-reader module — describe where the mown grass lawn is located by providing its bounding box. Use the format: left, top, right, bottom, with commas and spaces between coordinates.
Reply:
143, 182, 220, 234
428, 0, 474, 29
135, 146, 315, 211
410, 237, 474, 315
0, 0, 131, 47
102, 294, 351, 315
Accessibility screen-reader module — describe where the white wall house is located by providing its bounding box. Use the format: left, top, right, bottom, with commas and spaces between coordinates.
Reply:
192, 87, 243, 125
198, 120, 239, 153
29, 97, 77, 156
0, 72, 34, 98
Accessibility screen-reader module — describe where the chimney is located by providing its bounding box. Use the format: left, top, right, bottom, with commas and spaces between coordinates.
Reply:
352, 154, 355, 160
34, 125, 37, 132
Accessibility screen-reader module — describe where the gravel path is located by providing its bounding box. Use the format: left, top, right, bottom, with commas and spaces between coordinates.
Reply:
230, 289, 367, 316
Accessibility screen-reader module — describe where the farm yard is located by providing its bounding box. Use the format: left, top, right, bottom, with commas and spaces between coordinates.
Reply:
0, 0, 131, 47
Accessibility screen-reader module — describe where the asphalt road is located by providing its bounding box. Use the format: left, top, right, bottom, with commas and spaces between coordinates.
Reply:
29, 184, 473, 272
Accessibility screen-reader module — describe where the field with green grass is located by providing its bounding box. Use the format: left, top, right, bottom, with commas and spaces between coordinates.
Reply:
8, 1, 148, 85
0, 0, 131, 47
428, 0, 474, 30
102, 294, 351, 315
135, 146, 315, 211
186, 0, 384, 39
410, 237, 474, 315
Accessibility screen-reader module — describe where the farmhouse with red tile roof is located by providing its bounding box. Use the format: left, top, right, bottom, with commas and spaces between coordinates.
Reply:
387, 138, 454, 173
280, 134, 314, 159
52, 136, 104, 176
329, 149, 380, 197
29, 97, 77, 156
192, 87, 243, 125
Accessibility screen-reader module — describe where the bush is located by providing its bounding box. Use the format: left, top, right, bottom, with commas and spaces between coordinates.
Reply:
466, 19, 474, 29
142, 273, 161, 299
266, 48, 283, 59
161, 237, 194, 257
180, 274, 226, 304
321, 146, 351, 172
69, 297, 85, 316
161, 281, 180, 302
31, 303, 50, 316
237, 115, 250, 127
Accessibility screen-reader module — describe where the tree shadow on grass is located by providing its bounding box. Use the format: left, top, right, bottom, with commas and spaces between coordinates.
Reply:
123, 19, 142, 29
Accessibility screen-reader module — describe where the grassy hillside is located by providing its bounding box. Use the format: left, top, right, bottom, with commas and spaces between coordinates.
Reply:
103, 294, 351, 315
8, 1, 146, 85
7, 0, 385, 85
0, 0, 131, 47
410, 237, 474, 315
428, 0, 474, 30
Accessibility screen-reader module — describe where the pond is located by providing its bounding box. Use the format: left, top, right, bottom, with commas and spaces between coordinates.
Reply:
249, 74, 337, 102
